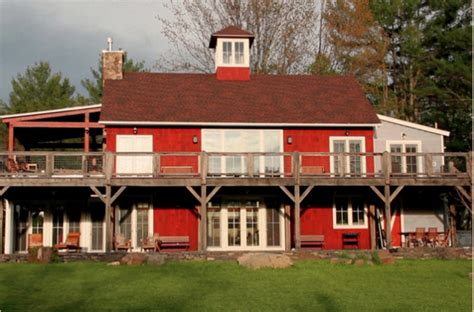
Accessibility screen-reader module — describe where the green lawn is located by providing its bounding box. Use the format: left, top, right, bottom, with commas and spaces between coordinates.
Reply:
0, 260, 471, 311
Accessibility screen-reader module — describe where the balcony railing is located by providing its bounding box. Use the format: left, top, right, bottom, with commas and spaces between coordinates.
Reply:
0, 151, 471, 180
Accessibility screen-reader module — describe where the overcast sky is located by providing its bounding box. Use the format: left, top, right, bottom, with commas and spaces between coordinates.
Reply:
0, 0, 172, 103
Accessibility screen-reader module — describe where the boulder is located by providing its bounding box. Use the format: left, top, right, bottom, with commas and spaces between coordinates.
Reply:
376, 250, 396, 265
353, 259, 365, 266
237, 253, 293, 269
107, 261, 121, 266
147, 254, 167, 266
120, 253, 148, 265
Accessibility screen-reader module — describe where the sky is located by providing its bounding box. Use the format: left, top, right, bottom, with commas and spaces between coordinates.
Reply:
0, 0, 172, 103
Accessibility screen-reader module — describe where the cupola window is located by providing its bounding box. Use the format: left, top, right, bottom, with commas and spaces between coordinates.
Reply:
235, 42, 244, 64
223, 41, 233, 64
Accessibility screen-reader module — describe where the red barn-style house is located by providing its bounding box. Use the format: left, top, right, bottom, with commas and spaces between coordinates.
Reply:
0, 27, 470, 254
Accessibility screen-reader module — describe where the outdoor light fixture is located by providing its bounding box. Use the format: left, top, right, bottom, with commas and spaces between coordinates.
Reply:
133, 127, 138, 134
287, 136, 293, 144
192, 135, 199, 144
344, 130, 350, 136
401, 132, 407, 139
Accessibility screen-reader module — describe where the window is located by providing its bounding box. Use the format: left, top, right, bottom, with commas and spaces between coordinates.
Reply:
333, 196, 367, 228
227, 201, 241, 246
245, 201, 259, 246
387, 141, 421, 174
266, 207, 281, 246
330, 137, 366, 175
207, 201, 221, 247
52, 208, 64, 245
31, 208, 44, 234
234, 42, 244, 64
202, 129, 283, 176
67, 208, 81, 233
116, 199, 151, 250
223, 41, 233, 64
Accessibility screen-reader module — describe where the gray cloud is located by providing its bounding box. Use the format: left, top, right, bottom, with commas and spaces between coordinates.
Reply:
0, 0, 171, 103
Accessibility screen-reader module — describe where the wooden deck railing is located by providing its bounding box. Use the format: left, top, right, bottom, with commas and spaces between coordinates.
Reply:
0, 151, 471, 181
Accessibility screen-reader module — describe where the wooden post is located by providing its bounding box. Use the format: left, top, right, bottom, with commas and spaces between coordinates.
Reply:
0, 198, 4, 254
294, 184, 301, 249
449, 204, 457, 246
200, 184, 207, 251
8, 124, 14, 154
382, 151, 391, 184
45, 154, 53, 176
285, 204, 291, 251
424, 154, 433, 177
200, 152, 208, 185
369, 204, 376, 250
153, 154, 160, 177
384, 185, 392, 249
105, 152, 114, 181
105, 185, 113, 252
84, 112, 90, 153
247, 153, 254, 177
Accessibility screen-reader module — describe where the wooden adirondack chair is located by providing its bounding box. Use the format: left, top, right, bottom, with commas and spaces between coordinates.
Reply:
140, 234, 160, 252
114, 233, 131, 251
55, 232, 81, 252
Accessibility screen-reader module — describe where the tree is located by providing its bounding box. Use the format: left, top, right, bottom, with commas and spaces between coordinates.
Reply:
322, 0, 392, 111
81, 56, 148, 103
8, 62, 77, 114
157, 0, 319, 74
371, 0, 471, 151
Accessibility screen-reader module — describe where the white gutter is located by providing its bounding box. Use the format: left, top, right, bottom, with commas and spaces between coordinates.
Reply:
100, 121, 381, 127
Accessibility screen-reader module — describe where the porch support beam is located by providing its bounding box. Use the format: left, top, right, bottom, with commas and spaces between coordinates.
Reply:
455, 186, 471, 203
8, 124, 14, 153
200, 184, 207, 251
369, 186, 385, 202
295, 184, 301, 249
384, 184, 392, 249
389, 186, 404, 203
104, 185, 113, 252
110, 186, 127, 205
0, 186, 10, 197
279, 186, 295, 203
186, 186, 201, 203
206, 186, 221, 203
90, 186, 106, 203
300, 185, 315, 203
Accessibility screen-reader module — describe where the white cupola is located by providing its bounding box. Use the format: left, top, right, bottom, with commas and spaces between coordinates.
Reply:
209, 26, 254, 81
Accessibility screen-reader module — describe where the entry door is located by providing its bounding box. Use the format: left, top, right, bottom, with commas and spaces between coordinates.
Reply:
90, 206, 105, 251
226, 200, 260, 248
14, 205, 28, 252
116, 135, 153, 174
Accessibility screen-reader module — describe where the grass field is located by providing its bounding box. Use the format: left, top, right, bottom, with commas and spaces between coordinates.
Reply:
0, 259, 471, 311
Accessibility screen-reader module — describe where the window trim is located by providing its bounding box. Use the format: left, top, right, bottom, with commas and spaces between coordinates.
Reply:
329, 136, 366, 175
332, 195, 368, 229
385, 140, 422, 174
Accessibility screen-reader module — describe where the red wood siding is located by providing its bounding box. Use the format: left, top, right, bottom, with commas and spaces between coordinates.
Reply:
106, 127, 201, 171
154, 207, 199, 251
216, 67, 250, 80
300, 206, 371, 250
283, 128, 375, 175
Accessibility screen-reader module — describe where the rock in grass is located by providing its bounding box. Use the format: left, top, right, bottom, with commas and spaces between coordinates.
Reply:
120, 253, 148, 265
147, 254, 166, 266
107, 261, 120, 266
237, 253, 293, 269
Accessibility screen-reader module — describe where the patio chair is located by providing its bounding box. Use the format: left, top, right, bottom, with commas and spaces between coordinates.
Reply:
55, 232, 81, 252
28, 233, 43, 248
140, 233, 160, 252
114, 233, 131, 252
426, 227, 438, 247
411, 227, 426, 247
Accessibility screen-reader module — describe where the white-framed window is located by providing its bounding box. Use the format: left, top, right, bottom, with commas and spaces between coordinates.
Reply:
116, 135, 153, 175
223, 41, 233, 64
115, 198, 153, 251
217, 38, 249, 68
386, 141, 422, 174
202, 129, 283, 176
234, 41, 244, 64
329, 137, 366, 175
333, 195, 367, 229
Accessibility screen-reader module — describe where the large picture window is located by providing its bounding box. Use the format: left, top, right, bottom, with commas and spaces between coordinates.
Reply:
202, 129, 283, 176
333, 196, 367, 229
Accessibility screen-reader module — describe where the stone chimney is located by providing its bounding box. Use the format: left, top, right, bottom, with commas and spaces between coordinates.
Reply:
102, 37, 124, 83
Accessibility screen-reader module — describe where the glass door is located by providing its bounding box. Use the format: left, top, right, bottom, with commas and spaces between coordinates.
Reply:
90, 205, 104, 251
14, 204, 28, 252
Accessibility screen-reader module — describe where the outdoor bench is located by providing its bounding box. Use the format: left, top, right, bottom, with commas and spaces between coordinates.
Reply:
300, 235, 325, 249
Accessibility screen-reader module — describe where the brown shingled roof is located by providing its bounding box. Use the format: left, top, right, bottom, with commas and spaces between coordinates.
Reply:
209, 26, 255, 48
101, 73, 380, 125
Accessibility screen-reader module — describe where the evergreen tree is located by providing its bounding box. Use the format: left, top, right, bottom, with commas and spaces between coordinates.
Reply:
8, 62, 77, 113
81, 57, 148, 103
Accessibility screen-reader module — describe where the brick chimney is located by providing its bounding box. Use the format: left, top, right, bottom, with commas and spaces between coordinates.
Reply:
209, 26, 254, 81
102, 37, 124, 83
